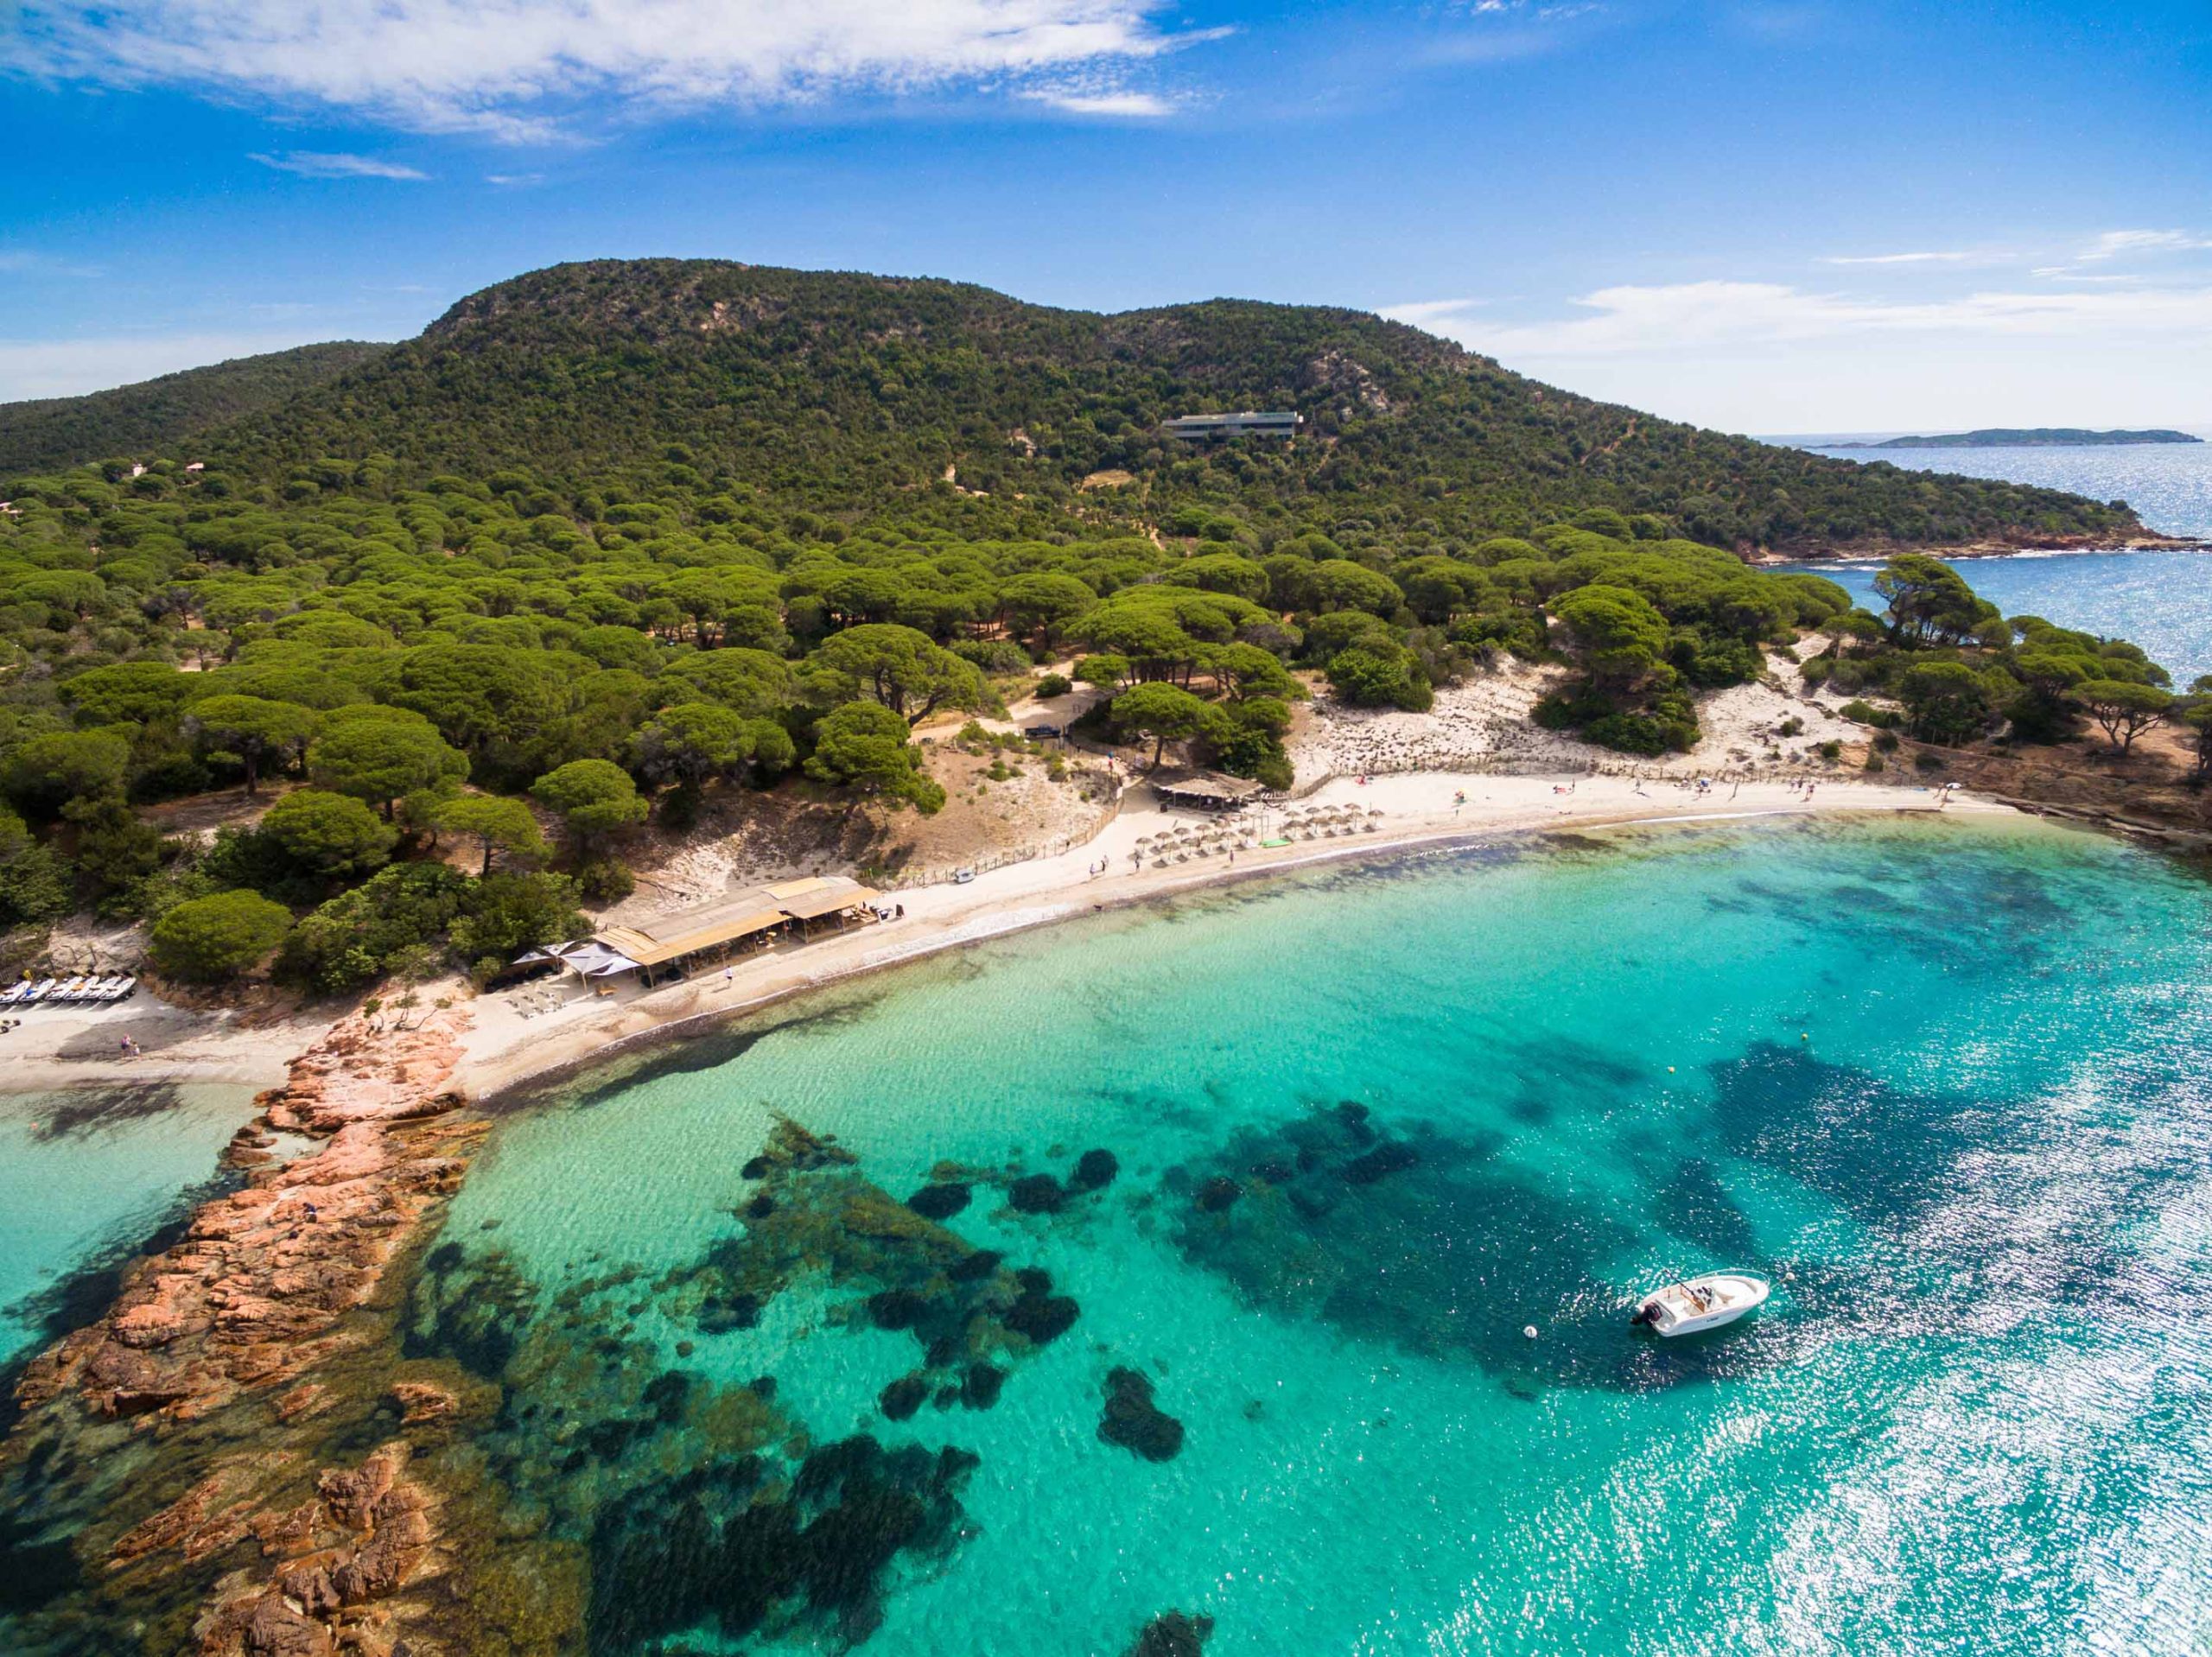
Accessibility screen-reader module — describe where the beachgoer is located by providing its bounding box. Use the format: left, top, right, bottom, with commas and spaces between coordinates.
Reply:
895, 904, 905, 919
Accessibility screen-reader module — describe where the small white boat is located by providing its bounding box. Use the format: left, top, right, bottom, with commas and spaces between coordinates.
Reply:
1630, 1273, 1770, 1336
20, 978, 55, 1004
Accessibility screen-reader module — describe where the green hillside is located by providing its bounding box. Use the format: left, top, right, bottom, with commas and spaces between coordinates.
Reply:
196, 260, 2138, 556
0, 341, 391, 474
0, 260, 2181, 991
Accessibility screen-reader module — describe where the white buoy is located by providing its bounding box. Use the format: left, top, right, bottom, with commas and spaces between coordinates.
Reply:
1522, 1324, 1538, 1340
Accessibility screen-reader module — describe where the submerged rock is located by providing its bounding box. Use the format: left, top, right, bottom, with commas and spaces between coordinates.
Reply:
1128, 1610, 1217, 1657
880, 1375, 930, 1421
1009, 1174, 1065, 1214
906, 1182, 971, 1220
1071, 1149, 1121, 1191
1195, 1176, 1243, 1213
1344, 1142, 1420, 1186
1099, 1368, 1184, 1462
961, 1362, 1006, 1410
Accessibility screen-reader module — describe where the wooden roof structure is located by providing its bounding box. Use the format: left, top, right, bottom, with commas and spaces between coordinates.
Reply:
1151, 770, 1268, 809
593, 876, 880, 968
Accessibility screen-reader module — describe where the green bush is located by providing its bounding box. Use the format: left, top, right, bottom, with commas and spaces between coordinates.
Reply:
575, 859, 636, 905
1034, 672, 1072, 699
149, 888, 293, 982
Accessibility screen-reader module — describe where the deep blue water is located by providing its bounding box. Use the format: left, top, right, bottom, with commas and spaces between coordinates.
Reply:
1801, 440, 2212, 541
1789, 548, 2212, 686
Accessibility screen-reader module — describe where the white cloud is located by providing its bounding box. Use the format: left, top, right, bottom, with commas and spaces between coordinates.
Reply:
0, 332, 340, 403
1022, 87, 1174, 116
1378, 297, 1489, 325
17, 0, 1197, 137
1818, 251, 1971, 265
2077, 228, 2212, 262
1389, 277, 2212, 433
1434, 279, 2212, 358
250, 149, 429, 179
484, 173, 544, 186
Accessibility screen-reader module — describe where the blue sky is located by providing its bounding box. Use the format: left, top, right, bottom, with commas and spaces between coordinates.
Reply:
4, 0, 2210, 432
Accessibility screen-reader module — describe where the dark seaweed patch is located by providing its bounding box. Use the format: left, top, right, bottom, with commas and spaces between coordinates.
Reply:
1128, 1609, 1216, 1656
25, 1082, 188, 1142
1166, 1105, 1764, 1391
906, 1182, 970, 1220
586, 1434, 976, 1651
1008, 1173, 1065, 1214
1099, 1368, 1183, 1461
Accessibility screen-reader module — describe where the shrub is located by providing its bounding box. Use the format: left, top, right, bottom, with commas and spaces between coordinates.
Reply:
575, 859, 636, 904
1838, 699, 1898, 728
1863, 752, 1885, 773
1816, 740, 1842, 760
1034, 672, 1072, 699
1914, 751, 1948, 772
149, 889, 293, 982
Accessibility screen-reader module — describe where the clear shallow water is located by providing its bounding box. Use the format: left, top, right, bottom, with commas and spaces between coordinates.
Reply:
402, 816, 2212, 1656
1783, 548, 2212, 687
1803, 441, 2212, 541
0, 1082, 258, 1373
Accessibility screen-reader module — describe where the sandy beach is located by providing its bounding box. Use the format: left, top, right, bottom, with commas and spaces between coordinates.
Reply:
0, 768, 1993, 1107
449, 769, 1984, 1099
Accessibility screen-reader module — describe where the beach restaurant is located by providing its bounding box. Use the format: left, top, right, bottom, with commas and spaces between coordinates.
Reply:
517, 875, 883, 988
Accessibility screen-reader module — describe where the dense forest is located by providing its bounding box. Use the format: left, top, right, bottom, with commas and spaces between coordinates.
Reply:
0, 259, 2189, 994
164, 260, 2148, 556
0, 342, 390, 475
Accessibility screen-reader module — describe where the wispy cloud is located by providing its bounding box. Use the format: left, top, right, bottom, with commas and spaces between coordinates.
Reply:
250, 150, 429, 180
1379, 297, 1489, 325
2076, 228, 2212, 263
1403, 278, 2212, 358
1022, 87, 1175, 117
18, 0, 1207, 138
1818, 250, 1972, 266
484, 173, 544, 186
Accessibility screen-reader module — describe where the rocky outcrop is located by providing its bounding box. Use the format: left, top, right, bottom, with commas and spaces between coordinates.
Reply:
188, 1441, 442, 1657
1, 1008, 486, 1654
12, 1011, 477, 1425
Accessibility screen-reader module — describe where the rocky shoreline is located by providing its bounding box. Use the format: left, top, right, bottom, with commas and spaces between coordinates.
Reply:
1745, 530, 2204, 564
0, 1008, 506, 1655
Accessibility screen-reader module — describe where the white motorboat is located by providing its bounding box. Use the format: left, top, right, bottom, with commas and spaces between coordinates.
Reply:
1630, 1273, 1770, 1336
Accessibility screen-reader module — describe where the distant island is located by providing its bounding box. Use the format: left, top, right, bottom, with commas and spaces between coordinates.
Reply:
1828, 428, 2203, 450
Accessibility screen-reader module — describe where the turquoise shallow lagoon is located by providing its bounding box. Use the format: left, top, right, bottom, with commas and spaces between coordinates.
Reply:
402, 814, 2212, 1655
0, 1082, 258, 1376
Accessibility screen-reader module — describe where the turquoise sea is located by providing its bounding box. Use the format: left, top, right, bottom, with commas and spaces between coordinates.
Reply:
5, 816, 2210, 1654
371, 815, 2211, 1655
0, 1082, 259, 1379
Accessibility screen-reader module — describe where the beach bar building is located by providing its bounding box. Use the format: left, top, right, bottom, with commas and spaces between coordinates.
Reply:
1151, 770, 1269, 811
525, 875, 883, 988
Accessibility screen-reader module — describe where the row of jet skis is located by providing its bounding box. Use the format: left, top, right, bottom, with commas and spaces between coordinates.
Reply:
1, 974, 138, 1007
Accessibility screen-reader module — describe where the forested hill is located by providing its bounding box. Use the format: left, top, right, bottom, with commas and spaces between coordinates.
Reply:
175, 258, 2139, 557
0, 342, 390, 475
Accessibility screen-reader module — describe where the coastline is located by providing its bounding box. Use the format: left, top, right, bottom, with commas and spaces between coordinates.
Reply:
443, 772, 2007, 1104
0, 774, 2017, 1108
0, 771, 2044, 1654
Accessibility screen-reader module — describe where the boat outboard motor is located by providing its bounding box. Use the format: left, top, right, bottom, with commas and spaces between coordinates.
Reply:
1628, 1302, 1654, 1326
